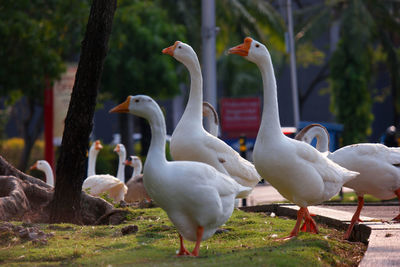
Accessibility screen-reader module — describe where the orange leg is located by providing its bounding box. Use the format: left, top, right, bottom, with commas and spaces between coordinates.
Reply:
191, 226, 204, 257
344, 196, 364, 240
392, 188, 400, 222
278, 207, 306, 240
176, 234, 191, 256
300, 208, 319, 234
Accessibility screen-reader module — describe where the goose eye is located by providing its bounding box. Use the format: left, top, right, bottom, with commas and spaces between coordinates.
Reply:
135, 99, 140, 103
255, 44, 260, 48
178, 46, 182, 49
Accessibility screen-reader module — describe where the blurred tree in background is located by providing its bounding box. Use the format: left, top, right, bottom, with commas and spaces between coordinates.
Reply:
329, 0, 374, 145
160, 0, 287, 97
0, 0, 89, 170
101, 0, 186, 157
294, 0, 400, 145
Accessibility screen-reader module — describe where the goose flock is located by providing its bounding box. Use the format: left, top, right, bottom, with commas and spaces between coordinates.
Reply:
29, 37, 400, 257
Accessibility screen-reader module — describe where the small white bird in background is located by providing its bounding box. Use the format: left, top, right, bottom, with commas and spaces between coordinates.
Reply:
110, 95, 251, 256
30, 160, 54, 187
114, 143, 127, 183
87, 140, 103, 177
82, 143, 127, 203
124, 155, 151, 203
295, 123, 400, 239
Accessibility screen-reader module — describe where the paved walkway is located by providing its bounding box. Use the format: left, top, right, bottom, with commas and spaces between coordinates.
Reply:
243, 184, 400, 267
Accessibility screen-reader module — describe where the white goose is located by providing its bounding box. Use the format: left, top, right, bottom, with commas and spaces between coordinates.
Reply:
296, 123, 400, 239
110, 95, 251, 257
229, 37, 359, 238
162, 41, 261, 189
30, 160, 54, 187
114, 143, 127, 183
124, 155, 151, 203
83, 144, 127, 203
82, 174, 127, 203
87, 140, 103, 177
202, 101, 219, 137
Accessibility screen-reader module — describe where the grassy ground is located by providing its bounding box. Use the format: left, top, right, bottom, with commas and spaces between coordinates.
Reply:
0, 207, 366, 266
328, 191, 395, 203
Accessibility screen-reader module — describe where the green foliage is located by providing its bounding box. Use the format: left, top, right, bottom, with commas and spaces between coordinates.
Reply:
329, 0, 374, 145
0, 0, 89, 102
101, 0, 186, 102
0, 209, 366, 266
159, 0, 287, 97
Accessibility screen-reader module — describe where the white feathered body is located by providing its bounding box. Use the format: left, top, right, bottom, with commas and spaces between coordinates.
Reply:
329, 144, 400, 199
125, 174, 149, 203
171, 125, 260, 190
83, 174, 127, 203
254, 136, 358, 207
143, 159, 251, 242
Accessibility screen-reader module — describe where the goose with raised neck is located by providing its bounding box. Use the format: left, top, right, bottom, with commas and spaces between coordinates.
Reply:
202, 101, 219, 137
295, 124, 330, 156
114, 143, 127, 183
30, 160, 54, 187
124, 155, 150, 203
296, 123, 400, 239
110, 95, 251, 257
162, 41, 261, 189
229, 37, 359, 239
83, 144, 127, 203
87, 140, 103, 177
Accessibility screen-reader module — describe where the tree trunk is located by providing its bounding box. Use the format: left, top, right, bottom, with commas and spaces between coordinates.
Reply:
49, 0, 117, 224
0, 155, 123, 225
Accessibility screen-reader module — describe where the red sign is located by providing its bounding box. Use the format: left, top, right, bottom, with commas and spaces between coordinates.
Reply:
220, 98, 261, 136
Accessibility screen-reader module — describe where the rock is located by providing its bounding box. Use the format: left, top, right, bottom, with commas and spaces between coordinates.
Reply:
121, 225, 138, 235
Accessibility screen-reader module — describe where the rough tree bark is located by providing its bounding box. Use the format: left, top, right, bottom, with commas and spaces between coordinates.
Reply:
49, 0, 117, 224
0, 156, 122, 224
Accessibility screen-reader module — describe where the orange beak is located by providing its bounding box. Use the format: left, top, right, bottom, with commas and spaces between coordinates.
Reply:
162, 41, 180, 56
228, 37, 253, 57
29, 162, 38, 170
114, 144, 120, 153
123, 159, 131, 166
95, 140, 103, 150
109, 96, 130, 113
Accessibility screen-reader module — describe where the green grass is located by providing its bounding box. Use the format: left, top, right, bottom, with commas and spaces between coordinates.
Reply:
0, 208, 365, 266
328, 191, 395, 203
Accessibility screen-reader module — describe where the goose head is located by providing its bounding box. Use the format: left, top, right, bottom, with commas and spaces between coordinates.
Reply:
228, 37, 271, 65
295, 124, 330, 153
162, 41, 198, 67
94, 140, 103, 150
30, 160, 51, 172
113, 143, 126, 155
109, 95, 158, 121
124, 155, 141, 167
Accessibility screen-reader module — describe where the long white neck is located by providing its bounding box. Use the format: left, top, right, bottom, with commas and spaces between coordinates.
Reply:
87, 147, 99, 177
145, 107, 168, 167
39, 162, 54, 187
179, 55, 203, 128
131, 161, 142, 178
256, 55, 285, 140
309, 128, 330, 152
206, 118, 219, 137
116, 149, 126, 183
